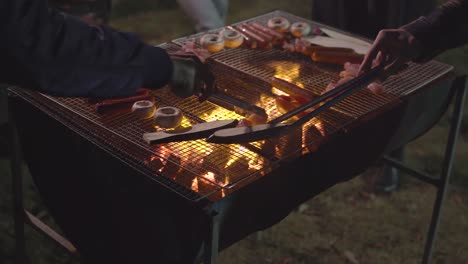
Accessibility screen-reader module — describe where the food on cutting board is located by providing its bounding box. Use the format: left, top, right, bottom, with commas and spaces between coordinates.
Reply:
153, 106, 184, 128
200, 33, 225, 53
131, 100, 156, 119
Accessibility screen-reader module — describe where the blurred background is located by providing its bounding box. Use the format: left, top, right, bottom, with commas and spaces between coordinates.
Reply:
0, 0, 467, 263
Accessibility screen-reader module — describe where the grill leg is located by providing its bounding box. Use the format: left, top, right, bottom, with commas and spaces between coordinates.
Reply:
8, 108, 30, 264
384, 76, 467, 264
204, 210, 221, 264
421, 76, 467, 264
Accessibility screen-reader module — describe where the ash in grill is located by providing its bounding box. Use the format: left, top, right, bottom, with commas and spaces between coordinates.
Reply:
7, 10, 459, 264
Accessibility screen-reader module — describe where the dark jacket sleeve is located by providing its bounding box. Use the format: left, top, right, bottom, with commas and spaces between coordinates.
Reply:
0, 0, 173, 98
401, 0, 468, 62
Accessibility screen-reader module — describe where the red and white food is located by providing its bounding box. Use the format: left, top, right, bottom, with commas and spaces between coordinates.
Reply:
324, 62, 385, 95
237, 112, 269, 127
275, 94, 315, 119
176, 41, 212, 63
235, 24, 271, 49
251, 22, 286, 41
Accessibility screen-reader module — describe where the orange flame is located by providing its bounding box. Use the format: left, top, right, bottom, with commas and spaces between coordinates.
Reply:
272, 63, 305, 96
315, 120, 326, 137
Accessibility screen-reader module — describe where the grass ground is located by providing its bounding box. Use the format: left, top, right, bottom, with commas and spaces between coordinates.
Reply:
1, 1, 467, 263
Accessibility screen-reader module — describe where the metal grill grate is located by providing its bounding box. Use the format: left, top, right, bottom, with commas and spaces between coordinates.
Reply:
10, 11, 453, 202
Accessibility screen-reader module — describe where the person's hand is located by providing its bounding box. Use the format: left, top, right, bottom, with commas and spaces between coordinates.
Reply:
169, 54, 215, 100
359, 29, 423, 81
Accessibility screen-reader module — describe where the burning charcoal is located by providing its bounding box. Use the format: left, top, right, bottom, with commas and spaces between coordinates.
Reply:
148, 156, 164, 171
161, 154, 182, 179
304, 124, 326, 153
261, 138, 278, 158
225, 157, 250, 181
276, 126, 302, 161
202, 147, 231, 172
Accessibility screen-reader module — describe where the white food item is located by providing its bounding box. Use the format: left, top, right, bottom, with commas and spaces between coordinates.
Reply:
200, 33, 225, 53
267, 17, 290, 32
153, 106, 183, 128
290, 22, 311, 37
221, 28, 244, 48
131, 100, 155, 119
367, 82, 385, 94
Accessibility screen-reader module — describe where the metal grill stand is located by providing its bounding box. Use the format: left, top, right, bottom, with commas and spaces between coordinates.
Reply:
8, 102, 80, 264
382, 75, 467, 264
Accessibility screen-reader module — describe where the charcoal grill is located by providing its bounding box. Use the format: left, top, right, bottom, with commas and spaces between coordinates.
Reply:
7, 10, 466, 264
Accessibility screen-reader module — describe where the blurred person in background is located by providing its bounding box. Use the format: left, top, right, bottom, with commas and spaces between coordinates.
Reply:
177, 0, 229, 32
311, 0, 438, 193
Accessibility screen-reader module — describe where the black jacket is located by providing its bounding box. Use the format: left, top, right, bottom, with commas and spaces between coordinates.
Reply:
402, 0, 468, 62
0, 0, 173, 98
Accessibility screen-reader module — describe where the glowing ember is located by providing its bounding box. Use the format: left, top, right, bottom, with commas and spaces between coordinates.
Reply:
191, 171, 228, 198
191, 178, 199, 192
203, 171, 217, 182
146, 104, 269, 194
147, 63, 322, 196
314, 120, 326, 137
273, 63, 302, 84
202, 105, 242, 122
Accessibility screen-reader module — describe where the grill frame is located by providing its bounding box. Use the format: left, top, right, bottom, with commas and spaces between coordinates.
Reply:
7, 10, 454, 202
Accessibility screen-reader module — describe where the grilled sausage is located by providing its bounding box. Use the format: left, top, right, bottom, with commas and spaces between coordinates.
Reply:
251, 22, 285, 40
94, 89, 152, 113
270, 77, 316, 101
311, 51, 364, 65
235, 25, 271, 49
242, 23, 273, 43
302, 46, 355, 56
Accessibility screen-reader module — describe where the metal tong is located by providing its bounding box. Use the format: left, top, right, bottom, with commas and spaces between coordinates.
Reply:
169, 49, 267, 117
209, 88, 267, 118
206, 64, 385, 144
